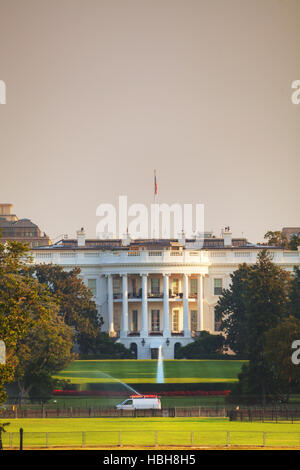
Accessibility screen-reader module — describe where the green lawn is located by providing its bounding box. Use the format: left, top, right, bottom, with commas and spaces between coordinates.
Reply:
3, 417, 300, 448
53, 359, 245, 384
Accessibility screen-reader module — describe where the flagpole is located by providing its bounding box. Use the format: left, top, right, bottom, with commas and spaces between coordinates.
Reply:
153, 169, 157, 238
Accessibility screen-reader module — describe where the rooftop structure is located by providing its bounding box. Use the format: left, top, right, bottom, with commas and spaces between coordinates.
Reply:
0, 203, 51, 248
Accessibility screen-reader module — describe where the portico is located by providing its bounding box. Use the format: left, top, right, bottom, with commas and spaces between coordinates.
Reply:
105, 270, 207, 358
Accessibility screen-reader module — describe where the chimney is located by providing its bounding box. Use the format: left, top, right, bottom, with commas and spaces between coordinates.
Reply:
77, 227, 86, 247
178, 229, 186, 247
122, 229, 131, 246
0, 204, 13, 216
223, 226, 232, 247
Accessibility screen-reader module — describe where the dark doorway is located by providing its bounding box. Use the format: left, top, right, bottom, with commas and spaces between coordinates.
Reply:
130, 343, 137, 359
174, 342, 182, 359
151, 348, 159, 359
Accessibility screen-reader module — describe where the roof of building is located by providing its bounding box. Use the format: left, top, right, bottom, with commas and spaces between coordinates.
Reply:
31, 235, 284, 251
0, 218, 39, 228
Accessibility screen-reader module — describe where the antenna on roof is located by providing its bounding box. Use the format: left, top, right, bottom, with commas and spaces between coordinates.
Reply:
153, 169, 158, 239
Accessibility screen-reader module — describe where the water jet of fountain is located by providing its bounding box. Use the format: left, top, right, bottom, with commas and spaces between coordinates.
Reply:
97, 371, 141, 396
156, 345, 164, 383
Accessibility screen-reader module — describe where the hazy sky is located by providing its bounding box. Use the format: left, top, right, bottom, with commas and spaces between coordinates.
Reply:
0, 0, 299, 243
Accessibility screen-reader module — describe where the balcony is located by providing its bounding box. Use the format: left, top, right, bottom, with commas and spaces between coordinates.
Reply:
169, 292, 183, 300
149, 331, 163, 336
128, 292, 141, 300
189, 293, 197, 299
171, 331, 184, 336
148, 292, 163, 299
127, 331, 140, 337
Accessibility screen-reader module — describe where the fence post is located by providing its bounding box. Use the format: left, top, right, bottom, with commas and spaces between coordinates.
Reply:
263, 432, 266, 447
82, 431, 86, 448
226, 431, 230, 447
119, 431, 122, 447
46, 432, 49, 448
9, 432, 12, 449
191, 431, 194, 447
155, 431, 158, 447
19, 428, 23, 451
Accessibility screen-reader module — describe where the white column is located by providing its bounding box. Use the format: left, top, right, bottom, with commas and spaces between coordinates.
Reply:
107, 274, 115, 336
163, 274, 170, 337
140, 274, 148, 337
121, 274, 128, 338
183, 274, 190, 337
197, 274, 204, 331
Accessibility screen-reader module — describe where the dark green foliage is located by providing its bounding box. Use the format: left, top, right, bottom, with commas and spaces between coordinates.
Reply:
175, 331, 224, 359
218, 250, 292, 404
290, 267, 300, 319
27, 264, 102, 353
80, 332, 133, 359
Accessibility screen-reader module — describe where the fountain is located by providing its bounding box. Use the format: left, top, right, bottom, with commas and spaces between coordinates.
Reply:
96, 371, 141, 396
156, 345, 165, 383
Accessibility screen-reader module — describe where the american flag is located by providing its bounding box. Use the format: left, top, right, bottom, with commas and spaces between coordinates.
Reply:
154, 170, 157, 195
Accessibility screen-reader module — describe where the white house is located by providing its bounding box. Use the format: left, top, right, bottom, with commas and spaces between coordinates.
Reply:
31, 229, 300, 359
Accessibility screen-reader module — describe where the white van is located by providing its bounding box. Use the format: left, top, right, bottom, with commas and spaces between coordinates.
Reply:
116, 395, 161, 410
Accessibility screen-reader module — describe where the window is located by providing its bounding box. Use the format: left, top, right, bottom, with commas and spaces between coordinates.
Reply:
131, 278, 137, 296
214, 278, 223, 296
151, 278, 160, 295
214, 308, 222, 331
87, 279, 97, 297
172, 309, 180, 332
114, 311, 121, 331
172, 278, 179, 295
131, 310, 138, 332
113, 277, 121, 294
190, 279, 197, 296
123, 399, 133, 406
151, 310, 160, 332
191, 310, 197, 332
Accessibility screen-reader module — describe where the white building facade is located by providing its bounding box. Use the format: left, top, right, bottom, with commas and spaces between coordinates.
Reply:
31, 230, 300, 359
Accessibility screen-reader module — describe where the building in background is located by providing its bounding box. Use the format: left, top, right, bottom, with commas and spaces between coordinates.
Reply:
0, 203, 51, 248
31, 228, 300, 359
282, 227, 300, 240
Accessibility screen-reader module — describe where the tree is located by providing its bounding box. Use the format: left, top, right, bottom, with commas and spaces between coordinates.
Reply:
264, 231, 288, 247
289, 235, 300, 251
14, 296, 75, 400
215, 264, 251, 356
264, 316, 300, 402
175, 331, 224, 359
82, 332, 133, 359
0, 241, 75, 403
290, 267, 300, 319
217, 250, 291, 404
0, 241, 35, 404
27, 264, 102, 353
263, 230, 300, 250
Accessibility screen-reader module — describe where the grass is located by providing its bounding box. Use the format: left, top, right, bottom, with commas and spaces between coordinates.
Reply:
53, 359, 245, 384
3, 417, 300, 448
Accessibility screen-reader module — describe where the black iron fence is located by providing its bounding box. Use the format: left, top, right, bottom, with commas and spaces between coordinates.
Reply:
2, 405, 300, 421
228, 408, 300, 423
0, 406, 226, 419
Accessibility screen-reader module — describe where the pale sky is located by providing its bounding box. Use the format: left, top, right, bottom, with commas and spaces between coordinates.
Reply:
0, 0, 299, 244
